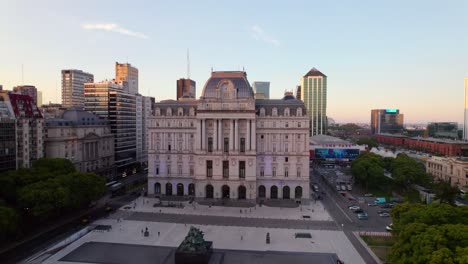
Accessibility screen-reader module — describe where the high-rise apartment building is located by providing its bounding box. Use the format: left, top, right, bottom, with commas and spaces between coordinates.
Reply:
115, 62, 138, 95
0, 100, 16, 173
13, 85, 38, 105
61, 69, 94, 109
300, 68, 327, 136
85, 81, 137, 172
295, 85, 301, 100
252, 81, 270, 99
371, 109, 404, 134
177, 78, 196, 100
464, 78, 468, 140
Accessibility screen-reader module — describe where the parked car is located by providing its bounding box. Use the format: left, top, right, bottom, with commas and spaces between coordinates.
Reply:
357, 212, 369, 220
377, 209, 389, 214
341, 185, 347, 191
336, 185, 341, 191
364, 193, 374, 197
368, 202, 378, 206
313, 184, 319, 192
354, 209, 364, 214
347, 184, 352, 191
348, 205, 360, 211
380, 203, 392, 208
379, 213, 390, 217
386, 223, 393, 231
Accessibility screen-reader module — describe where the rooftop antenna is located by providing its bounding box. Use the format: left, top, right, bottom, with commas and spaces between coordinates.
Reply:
187, 48, 190, 79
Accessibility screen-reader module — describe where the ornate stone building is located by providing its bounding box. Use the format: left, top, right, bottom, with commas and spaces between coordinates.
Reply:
147, 71, 310, 202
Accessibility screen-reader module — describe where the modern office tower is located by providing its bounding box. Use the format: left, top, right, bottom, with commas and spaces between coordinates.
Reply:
464, 78, 468, 140
427, 122, 459, 139
61, 69, 94, 109
115, 62, 138, 95
45, 109, 115, 179
7, 93, 44, 168
147, 71, 310, 202
295, 85, 301, 100
13, 85, 38, 105
371, 109, 404, 134
85, 81, 137, 173
0, 100, 16, 173
300, 67, 327, 136
37, 90, 42, 107
177, 78, 196, 100
252, 81, 270, 99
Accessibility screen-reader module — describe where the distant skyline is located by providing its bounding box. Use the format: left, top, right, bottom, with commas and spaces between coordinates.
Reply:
1, 0, 467, 124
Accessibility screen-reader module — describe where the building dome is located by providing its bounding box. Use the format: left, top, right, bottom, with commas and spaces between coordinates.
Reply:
201, 71, 254, 99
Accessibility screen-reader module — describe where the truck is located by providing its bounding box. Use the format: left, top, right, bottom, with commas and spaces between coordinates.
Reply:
375, 197, 386, 204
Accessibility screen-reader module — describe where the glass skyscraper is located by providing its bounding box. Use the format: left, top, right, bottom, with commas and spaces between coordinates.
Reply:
301, 68, 327, 136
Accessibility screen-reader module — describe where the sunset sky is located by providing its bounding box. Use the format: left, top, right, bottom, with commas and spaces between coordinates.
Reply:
1, 0, 467, 124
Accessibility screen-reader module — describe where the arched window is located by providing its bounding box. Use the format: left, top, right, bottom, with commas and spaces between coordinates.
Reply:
284, 107, 290, 117
189, 107, 195, 116
260, 108, 266, 116
178, 108, 183, 116
166, 108, 172, 116
272, 108, 278, 116
155, 108, 161, 116
296, 108, 302, 116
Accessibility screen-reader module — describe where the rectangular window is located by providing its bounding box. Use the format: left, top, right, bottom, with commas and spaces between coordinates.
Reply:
260, 166, 264, 177
223, 160, 229, 178
168, 144, 171, 151
167, 166, 171, 176
208, 137, 213, 153
156, 166, 159, 175
178, 165, 182, 176
206, 160, 213, 178
297, 168, 301, 178
285, 167, 289, 177
239, 161, 245, 178
285, 143, 289, 153
224, 138, 229, 153
190, 166, 194, 176
273, 143, 276, 152
240, 138, 245, 153
272, 167, 276, 177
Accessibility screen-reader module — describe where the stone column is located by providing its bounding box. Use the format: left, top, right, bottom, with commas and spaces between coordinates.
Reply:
229, 119, 234, 151
235, 119, 239, 151
218, 119, 222, 151
213, 119, 218, 151
247, 119, 251, 151
201, 119, 206, 151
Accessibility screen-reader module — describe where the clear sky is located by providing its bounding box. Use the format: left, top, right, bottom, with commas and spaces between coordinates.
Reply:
1, 0, 467, 124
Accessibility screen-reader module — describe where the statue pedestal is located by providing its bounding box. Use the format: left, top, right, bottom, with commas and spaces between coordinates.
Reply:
175, 241, 213, 264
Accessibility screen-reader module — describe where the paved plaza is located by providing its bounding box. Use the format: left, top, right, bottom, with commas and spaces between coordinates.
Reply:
41, 198, 365, 264
123, 197, 332, 221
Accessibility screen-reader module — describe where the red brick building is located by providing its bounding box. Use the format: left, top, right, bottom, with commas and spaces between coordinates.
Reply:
374, 133, 468, 157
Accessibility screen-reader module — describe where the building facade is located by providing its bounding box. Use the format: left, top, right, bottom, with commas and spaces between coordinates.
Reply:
464, 78, 468, 141
13, 85, 38, 105
8, 93, 44, 168
252, 81, 270, 99
147, 71, 310, 202
85, 81, 137, 173
427, 122, 459, 140
426, 156, 468, 187
115, 62, 138, 95
62, 69, 94, 109
371, 109, 404, 134
0, 100, 16, 173
301, 68, 327, 136
295, 85, 301, 100
45, 109, 115, 178
177, 78, 196, 100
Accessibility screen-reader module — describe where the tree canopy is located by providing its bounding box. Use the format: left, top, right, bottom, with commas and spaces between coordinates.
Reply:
0, 158, 106, 243
351, 153, 389, 191
389, 203, 468, 264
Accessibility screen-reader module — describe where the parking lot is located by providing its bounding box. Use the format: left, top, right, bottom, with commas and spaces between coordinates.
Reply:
311, 167, 392, 232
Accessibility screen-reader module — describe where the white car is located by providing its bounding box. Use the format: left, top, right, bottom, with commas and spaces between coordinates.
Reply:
348, 205, 360, 211
347, 184, 352, 191
379, 213, 390, 217
336, 185, 341, 191
341, 185, 347, 191
386, 223, 393, 231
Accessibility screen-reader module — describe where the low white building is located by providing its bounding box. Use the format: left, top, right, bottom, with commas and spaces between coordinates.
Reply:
147, 71, 310, 203
426, 156, 468, 187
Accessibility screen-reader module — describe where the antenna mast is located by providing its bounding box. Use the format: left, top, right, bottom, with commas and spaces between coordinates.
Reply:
187, 48, 191, 79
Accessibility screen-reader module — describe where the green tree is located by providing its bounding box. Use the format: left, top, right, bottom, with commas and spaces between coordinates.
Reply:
0, 205, 19, 242
434, 180, 460, 204
355, 137, 378, 150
